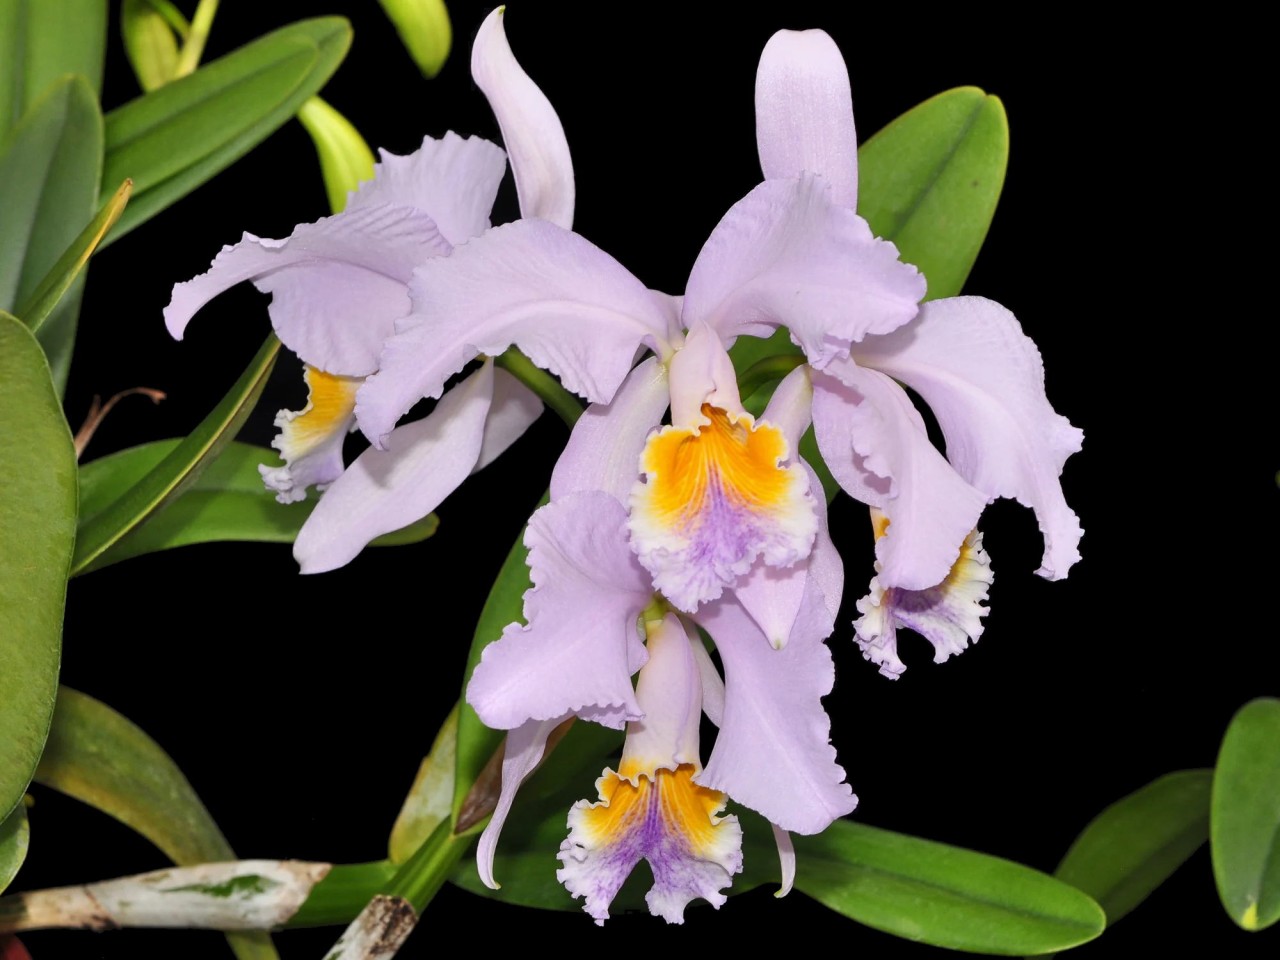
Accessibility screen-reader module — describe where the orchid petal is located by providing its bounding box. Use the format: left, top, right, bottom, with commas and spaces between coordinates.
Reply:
472, 8, 574, 228
466, 493, 651, 730
771, 822, 796, 898
259, 365, 360, 504
165, 204, 449, 376
476, 716, 562, 890
812, 359, 987, 591
667, 321, 745, 428
550, 357, 668, 504
755, 29, 857, 208
474, 368, 543, 471
682, 176, 924, 367
347, 132, 507, 245
854, 296, 1084, 580
695, 597, 856, 834
357, 219, 670, 445
690, 636, 725, 729
620, 614, 704, 771
293, 361, 496, 574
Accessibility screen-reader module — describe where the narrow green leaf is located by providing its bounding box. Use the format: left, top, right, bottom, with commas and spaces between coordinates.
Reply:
0, 312, 75, 823
172, 0, 220, 79
0, 805, 29, 896
14, 178, 130, 333
33, 687, 278, 960
297, 96, 375, 215
70, 335, 280, 575
1055, 769, 1211, 926
390, 707, 458, 864
121, 0, 183, 92
287, 861, 398, 928
101, 16, 352, 245
794, 820, 1105, 955
1212, 697, 1280, 931
859, 86, 1009, 302
0, 74, 103, 394
0, 0, 106, 132
377, 0, 452, 78
74, 438, 437, 574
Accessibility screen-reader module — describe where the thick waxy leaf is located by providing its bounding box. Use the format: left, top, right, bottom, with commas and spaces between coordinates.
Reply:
377, 0, 451, 78
794, 820, 1104, 955
391, 707, 458, 864
33, 687, 278, 959
1212, 697, 1280, 930
76, 439, 437, 574
71, 335, 280, 575
101, 16, 352, 245
859, 86, 1008, 302
0, 313, 76, 823
0, 75, 103, 394
297, 96, 375, 214
121, 0, 185, 92
1055, 769, 1211, 926
0, 0, 106, 132
0, 806, 29, 896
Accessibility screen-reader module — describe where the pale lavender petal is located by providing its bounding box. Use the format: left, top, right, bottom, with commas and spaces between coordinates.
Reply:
690, 637, 725, 728
666, 320, 745, 428
259, 365, 360, 504
760, 363, 813, 451
854, 296, 1084, 580
465, 492, 652, 730
812, 359, 987, 591
165, 204, 450, 376
476, 716, 562, 889
695, 597, 856, 834
550, 357, 667, 504
755, 30, 857, 208
347, 132, 507, 245
771, 822, 796, 897
472, 8, 574, 228
682, 176, 924, 367
294, 362, 495, 574
620, 614, 703, 771
473, 368, 543, 471
357, 219, 671, 445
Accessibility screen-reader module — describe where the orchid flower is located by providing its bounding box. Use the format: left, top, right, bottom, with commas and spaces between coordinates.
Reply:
162, 9, 567, 572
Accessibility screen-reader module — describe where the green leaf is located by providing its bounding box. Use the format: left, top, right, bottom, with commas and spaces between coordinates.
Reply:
377, 0, 451, 78
0, 805, 29, 896
1212, 697, 1280, 931
0, 312, 75, 823
101, 16, 353, 246
390, 706, 458, 864
33, 687, 279, 960
121, 0, 183, 92
71, 335, 280, 575
297, 96, 375, 214
0, 74, 103, 394
859, 86, 1008, 302
0, 0, 106, 132
1054, 769, 1211, 927
14, 178, 130, 333
794, 820, 1105, 955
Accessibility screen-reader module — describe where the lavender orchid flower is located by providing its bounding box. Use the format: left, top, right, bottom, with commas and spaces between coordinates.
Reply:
162, 9, 565, 572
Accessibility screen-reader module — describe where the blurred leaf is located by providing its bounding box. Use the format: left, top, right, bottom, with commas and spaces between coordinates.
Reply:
0, 75, 103, 394
101, 16, 352, 245
391, 707, 458, 864
794, 820, 1105, 955
297, 96, 375, 214
71, 335, 280, 575
859, 86, 1008, 302
33, 687, 278, 959
0, 805, 29, 895
75, 438, 437, 574
0, 313, 75, 824
1212, 697, 1280, 930
1054, 769, 1211, 926
14, 178, 130, 333
377, 0, 451, 78
0, 0, 106, 132
121, 0, 184, 91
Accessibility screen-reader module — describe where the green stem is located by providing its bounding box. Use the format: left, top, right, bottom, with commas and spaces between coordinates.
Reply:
386, 818, 467, 911
287, 861, 397, 928
174, 0, 220, 76
494, 349, 584, 427
737, 353, 806, 399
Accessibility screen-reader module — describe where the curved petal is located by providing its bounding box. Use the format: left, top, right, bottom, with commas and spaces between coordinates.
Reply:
165, 204, 450, 376
259, 365, 360, 504
812, 360, 987, 591
465, 492, 652, 730
682, 176, 924, 367
474, 368, 543, 471
357, 219, 670, 446
755, 29, 857, 208
293, 362, 495, 574
771, 822, 796, 898
760, 363, 813, 451
347, 132, 507, 245
476, 716, 562, 890
667, 321, 744, 428
620, 614, 704, 772
694, 597, 856, 834
550, 357, 668, 504
690, 637, 725, 728
472, 8, 574, 228
854, 296, 1084, 579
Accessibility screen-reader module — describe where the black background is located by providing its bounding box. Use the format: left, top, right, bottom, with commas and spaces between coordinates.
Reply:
12, 1, 1275, 957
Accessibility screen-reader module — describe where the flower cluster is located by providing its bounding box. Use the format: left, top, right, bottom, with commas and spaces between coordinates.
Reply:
167, 10, 1081, 925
